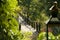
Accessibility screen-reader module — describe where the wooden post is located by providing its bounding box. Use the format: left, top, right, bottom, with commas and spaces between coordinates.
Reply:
19, 24, 21, 31
46, 24, 48, 40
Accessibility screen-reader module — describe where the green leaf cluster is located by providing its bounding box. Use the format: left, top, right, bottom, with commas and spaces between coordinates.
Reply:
0, 0, 22, 40
21, 32, 32, 40
37, 32, 55, 40
18, 0, 49, 25
37, 32, 60, 40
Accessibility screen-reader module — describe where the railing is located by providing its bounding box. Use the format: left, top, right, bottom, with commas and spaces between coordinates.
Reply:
18, 13, 41, 32
27, 21, 41, 33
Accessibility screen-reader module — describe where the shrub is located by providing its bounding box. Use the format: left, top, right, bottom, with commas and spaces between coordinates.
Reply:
21, 32, 32, 40
0, 0, 22, 40
37, 32, 55, 40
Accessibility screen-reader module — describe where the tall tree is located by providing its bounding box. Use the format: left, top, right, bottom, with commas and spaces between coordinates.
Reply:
18, 0, 48, 24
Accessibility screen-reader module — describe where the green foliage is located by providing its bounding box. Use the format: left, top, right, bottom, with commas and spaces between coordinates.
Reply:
18, 0, 48, 25
56, 35, 60, 40
37, 32, 60, 40
37, 32, 55, 40
0, 0, 22, 40
21, 32, 32, 40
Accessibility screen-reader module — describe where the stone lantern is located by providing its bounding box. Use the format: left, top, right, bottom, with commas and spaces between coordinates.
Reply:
46, 1, 60, 40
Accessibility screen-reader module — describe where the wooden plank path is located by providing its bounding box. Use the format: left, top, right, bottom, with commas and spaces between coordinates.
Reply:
18, 15, 39, 40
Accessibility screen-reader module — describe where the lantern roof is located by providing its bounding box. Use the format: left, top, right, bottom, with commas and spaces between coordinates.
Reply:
45, 16, 60, 24
50, 17, 59, 21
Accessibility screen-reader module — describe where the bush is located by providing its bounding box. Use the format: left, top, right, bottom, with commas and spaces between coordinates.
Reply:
0, 0, 22, 40
56, 35, 60, 40
37, 32, 55, 40
21, 32, 32, 40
